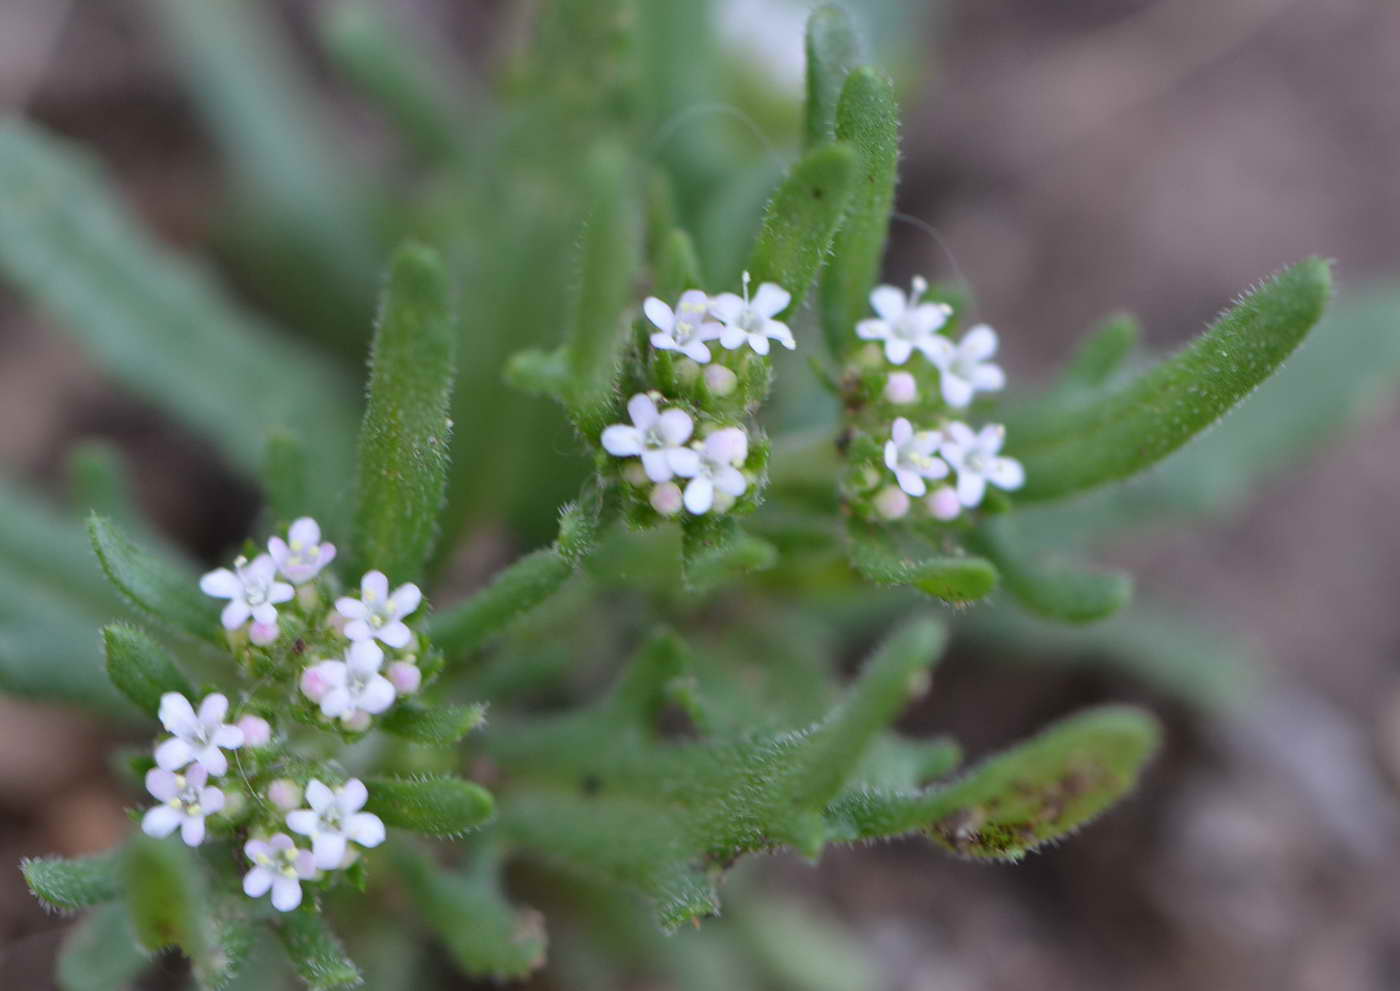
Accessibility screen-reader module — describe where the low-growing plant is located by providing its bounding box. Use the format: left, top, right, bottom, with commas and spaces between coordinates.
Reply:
1, 2, 1338, 988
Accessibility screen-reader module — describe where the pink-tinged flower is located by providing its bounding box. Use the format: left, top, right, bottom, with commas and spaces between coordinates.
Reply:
645, 290, 723, 363
884, 418, 949, 498
300, 641, 395, 726
939, 422, 1025, 507
856, 276, 954, 366
267, 517, 337, 585
243, 834, 316, 912
683, 428, 749, 515
336, 571, 421, 648
386, 661, 421, 695
928, 324, 1005, 408
884, 371, 918, 405
287, 779, 386, 871
142, 765, 224, 847
154, 692, 244, 777
710, 271, 795, 356
928, 485, 962, 521
600, 394, 701, 483
248, 621, 279, 646
237, 714, 272, 747
267, 779, 302, 811
200, 554, 294, 631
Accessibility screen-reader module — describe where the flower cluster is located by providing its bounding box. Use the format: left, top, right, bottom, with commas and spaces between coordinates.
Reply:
598, 271, 790, 521
133, 516, 424, 912
844, 277, 1024, 522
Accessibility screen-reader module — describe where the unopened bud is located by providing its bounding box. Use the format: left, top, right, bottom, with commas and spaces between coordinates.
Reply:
267, 779, 301, 811
704, 364, 738, 396
249, 621, 279, 646
650, 482, 684, 516
387, 661, 421, 695
874, 485, 910, 520
884, 371, 918, 405
928, 485, 961, 521
237, 714, 271, 747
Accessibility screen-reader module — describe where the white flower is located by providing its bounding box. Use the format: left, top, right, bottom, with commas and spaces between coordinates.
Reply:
267, 517, 337, 585
142, 764, 224, 847
336, 571, 421, 648
856, 276, 954, 366
300, 641, 396, 725
684, 428, 749, 515
243, 834, 316, 912
940, 422, 1025, 507
645, 290, 722, 363
154, 692, 244, 777
710, 271, 795, 356
200, 554, 294, 631
884, 417, 949, 498
287, 779, 386, 870
930, 324, 1006, 408
600, 394, 701, 483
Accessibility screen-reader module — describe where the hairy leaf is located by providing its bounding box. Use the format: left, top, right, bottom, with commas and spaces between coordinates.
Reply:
803, 5, 861, 149
966, 519, 1132, 624
428, 548, 575, 660
379, 702, 487, 745
654, 228, 704, 302
123, 835, 209, 962
88, 515, 217, 643
349, 243, 457, 585
262, 429, 311, 529
275, 909, 363, 990
392, 842, 546, 980
1009, 259, 1332, 501
826, 706, 1161, 858
365, 776, 495, 836
820, 67, 900, 359
746, 143, 857, 315
103, 623, 195, 717
846, 523, 998, 604
22, 851, 123, 913
56, 903, 149, 991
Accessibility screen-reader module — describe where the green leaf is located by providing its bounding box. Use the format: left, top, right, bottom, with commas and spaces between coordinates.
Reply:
56, 904, 149, 991
846, 523, 998, 604
654, 228, 704, 301
1009, 259, 1333, 501
275, 909, 363, 990
502, 347, 570, 403
683, 531, 778, 592
746, 143, 858, 315
67, 441, 140, 529
1062, 313, 1141, 388
349, 243, 457, 585
820, 67, 900, 360
489, 620, 946, 929
262, 428, 311, 528
391, 842, 546, 980
22, 850, 123, 913
122, 835, 209, 961
826, 705, 1161, 858
379, 702, 486, 745
88, 515, 217, 643
966, 519, 1132, 624
102, 623, 195, 716
364, 776, 495, 837
562, 143, 643, 431
0, 120, 359, 492
803, 5, 861, 149
428, 548, 575, 660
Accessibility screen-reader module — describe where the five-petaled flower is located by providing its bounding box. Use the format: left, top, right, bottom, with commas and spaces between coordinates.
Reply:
940, 422, 1025, 507
645, 289, 722, 363
856, 276, 953, 366
684, 427, 749, 515
268, 517, 337, 585
200, 554, 294, 631
884, 417, 949, 498
243, 834, 317, 912
710, 271, 795, 356
142, 764, 224, 847
155, 692, 245, 777
600, 394, 701, 483
929, 324, 1006, 408
336, 571, 421, 648
301, 641, 396, 726
287, 779, 386, 870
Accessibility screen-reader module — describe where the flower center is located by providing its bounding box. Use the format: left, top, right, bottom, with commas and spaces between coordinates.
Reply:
738, 307, 762, 333
967, 452, 988, 473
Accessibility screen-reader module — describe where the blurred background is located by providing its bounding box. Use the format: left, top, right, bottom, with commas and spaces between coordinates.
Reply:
3, 0, 1400, 988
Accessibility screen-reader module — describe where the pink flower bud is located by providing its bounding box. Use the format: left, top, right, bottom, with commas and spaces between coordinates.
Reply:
874, 485, 910, 520
928, 485, 961, 521
704, 364, 738, 396
650, 482, 684, 517
387, 661, 421, 695
342, 710, 372, 732
267, 779, 301, 810
884, 371, 918, 405
249, 621, 279, 645
236, 714, 271, 747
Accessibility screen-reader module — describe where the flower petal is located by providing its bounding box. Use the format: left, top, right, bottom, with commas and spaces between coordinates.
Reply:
346, 812, 385, 848
200, 787, 225, 814
856, 318, 890, 341
154, 737, 194, 772
971, 363, 1006, 391
312, 832, 347, 871
377, 621, 413, 649
666, 447, 701, 478
357, 675, 395, 714
159, 693, 198, 736
198, 569, 240, 599
870, 285, 907, 322
271, 877, 303, 912
884, 440, 900, 473
766, 320, 796, 349
708, 292, 743, 322
910, 303, 953, 338
719, 325, 746, 350
987, 457, 1025, 491
656, 409, 693, 447
895, 469, 927, 498
198, 693, 229, 726
640, 449, 672, 483
959, 324, 998, 360
714, 466, 747, 498
336, 596, 369, 621
884, 337, 913, 365
338, 779, 369, 813
681, 340, 712, 363
286, 810, 319, 836
305, 780, 334, 812
684, 477, 714, 515
146, 768, 179, 801
390, 583, 422, 619
180, 816, 206, 847
142, 806, 182, 838
601, 424, 643, 457
941, 373, 974, 409
347, 640, 384, 673
891, 418, 913, 446
268, 582, 295, 605
343, 619, 373, 642
748, 334, 771, 356
705, 428, 748, 466
196, 747, 228, 778
977, 423, 1007, 454
251, 602, 279, 626
643, 297, 673, 332
956, 471, 986, 507
626, 393, 658, 429
243, 866, 273, 898
289, 517, 321, 546
361, 571, 389, 602
752, 282, 791, 318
